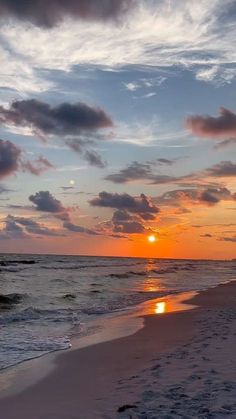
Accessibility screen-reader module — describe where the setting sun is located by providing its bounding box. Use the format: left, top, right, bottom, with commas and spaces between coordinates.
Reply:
148, 235, 156, 243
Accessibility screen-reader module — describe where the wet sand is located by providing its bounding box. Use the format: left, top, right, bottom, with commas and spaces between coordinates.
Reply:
0, 282, 235, 418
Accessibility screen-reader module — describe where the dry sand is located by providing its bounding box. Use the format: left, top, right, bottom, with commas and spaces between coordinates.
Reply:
0, 282, 235, 418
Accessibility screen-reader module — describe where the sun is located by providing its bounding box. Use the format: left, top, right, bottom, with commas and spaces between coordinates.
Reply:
148, 235, 156, 243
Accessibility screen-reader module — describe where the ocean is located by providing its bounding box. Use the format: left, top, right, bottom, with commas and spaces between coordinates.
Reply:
0, 254, 235, 370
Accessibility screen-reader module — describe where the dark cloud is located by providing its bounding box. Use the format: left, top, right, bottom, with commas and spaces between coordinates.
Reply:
156, 158, 174, 165
29, 191, 67, 213
21, 156, 54, 176
91, 192, 159, 235
0, 99, 113, 138
63, 221, 99, 235
29, 190, 100, 236
198, 187, 236, 205
105, 161, 153, 184
218, 236, 236, 243
110, 233, 128, 239
205, 161, 236, 177
186, 107, 236, 139
156, 187, 236, 207
84, 150, 106, 168
0, 139, 21, 179
106, 158, 236, 186
90, 192, 159, 219
199, 189, 221, 204
112, 210, 145, 234
9, 216, 64, 236
65, 138, 93, 153
0, 0, 134, 27
0, 215, 29, 240
200, 234, 213, 238
214, 138, 236, 149
65, 138, 106, 169
105, 161, 175, 184
0, 139, 53, 179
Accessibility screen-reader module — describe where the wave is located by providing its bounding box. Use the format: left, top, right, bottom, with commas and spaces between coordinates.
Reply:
107, 264, 198, 279
0, 307, 80, 325
82, 290, 172, 315
0, 293, 26, 309
0, 260, 37, 266
0, 336, 71, 371
40, 261, 147, 270
0, 267, 24, 273
62, 293, 77, 300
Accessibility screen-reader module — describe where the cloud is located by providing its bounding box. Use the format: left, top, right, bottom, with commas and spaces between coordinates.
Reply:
84, 150, 106, 168
21, 156, 54, 176
197, 187, 235, 205
0, 100, 111, 169
65, 138, 93, 153
214, 138, 236, 149
0, 185, 11, 194
0, 138, 52, 179
66, 138, 106, 168
8, 216, 64, 236
195, 66, 236, 86
29, 190, 67, 213
105, 158, 236, 187
205, 161, 236, 177
105, 161, 176, 184
105, 161, 154, 184
124, 82, 140, 92
156, 158, 174, 165
123, 76, 166, 94
29, 190, 100, 236
0, 215, 29, 239
0, 0, 134, 27
91, 191, 160, 236
218, 236, 236, 243
112, 210, 145, 234
0, 99, 113, 138
1, 1, 236, 93
63, 221, 99, 235
186, 107, 236, 139
90, 191, 159, 219
156, 187, 236, 208
0, 139, 20, 178
143, 92, 156, 98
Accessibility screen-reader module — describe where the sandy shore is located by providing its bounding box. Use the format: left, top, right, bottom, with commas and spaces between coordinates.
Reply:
0, 282, 235, 418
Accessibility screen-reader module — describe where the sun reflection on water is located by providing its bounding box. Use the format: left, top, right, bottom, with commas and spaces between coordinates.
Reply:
155, 301, 166, 314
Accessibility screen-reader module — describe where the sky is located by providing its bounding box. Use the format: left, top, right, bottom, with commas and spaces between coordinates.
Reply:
0, 0, 235, 259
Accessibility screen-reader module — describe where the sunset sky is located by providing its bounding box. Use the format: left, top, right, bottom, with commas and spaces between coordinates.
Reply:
0, 0, 235, 259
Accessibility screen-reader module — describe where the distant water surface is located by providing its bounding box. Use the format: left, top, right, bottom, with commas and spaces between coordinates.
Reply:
0, 254, 235, 370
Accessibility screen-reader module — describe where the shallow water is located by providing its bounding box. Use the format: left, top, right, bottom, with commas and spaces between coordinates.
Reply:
0, 254, 235, 369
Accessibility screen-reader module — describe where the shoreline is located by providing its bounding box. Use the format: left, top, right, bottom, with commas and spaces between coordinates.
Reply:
0, 289, 197, 398
0, 281, 235, 418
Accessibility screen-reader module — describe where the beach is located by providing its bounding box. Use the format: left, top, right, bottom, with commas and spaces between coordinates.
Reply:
0, 281, 235, 418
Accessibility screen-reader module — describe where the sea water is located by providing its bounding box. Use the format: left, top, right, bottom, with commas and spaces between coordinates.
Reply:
0, 254, 235, 370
